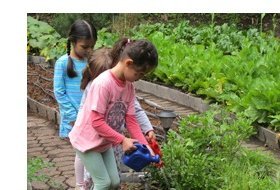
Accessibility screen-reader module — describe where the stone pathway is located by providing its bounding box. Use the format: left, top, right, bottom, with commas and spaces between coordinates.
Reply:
28, 111, 76, 190
27, 90, 280, 190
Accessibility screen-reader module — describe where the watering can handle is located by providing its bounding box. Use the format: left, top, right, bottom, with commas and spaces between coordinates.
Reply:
124, 142, 144, 155
134, 143, 150, 154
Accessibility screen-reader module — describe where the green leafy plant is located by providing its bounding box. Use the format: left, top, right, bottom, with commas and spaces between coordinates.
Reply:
50, 13, 114, 37
129, 21, 280, 131
27, 16, 67, 62
222, 149, 280, 190
148, 106, 280, 189
27, 157, 53, 182
95, 28, 119, 49
27, 16, 280, 131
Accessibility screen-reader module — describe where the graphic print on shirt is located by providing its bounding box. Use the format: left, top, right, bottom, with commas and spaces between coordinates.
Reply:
106, 100, 127, 133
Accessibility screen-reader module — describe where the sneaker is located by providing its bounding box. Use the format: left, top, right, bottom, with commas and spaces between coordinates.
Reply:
60, 137, 70, 144
84, 178, 93, 190
75, 185, 86, 190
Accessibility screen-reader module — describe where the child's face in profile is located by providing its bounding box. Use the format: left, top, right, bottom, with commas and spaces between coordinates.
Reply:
73, 39, 95, 59
124, 61, 154, 82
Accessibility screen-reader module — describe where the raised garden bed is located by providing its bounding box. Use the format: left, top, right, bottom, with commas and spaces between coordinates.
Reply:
27, 56, 280, 150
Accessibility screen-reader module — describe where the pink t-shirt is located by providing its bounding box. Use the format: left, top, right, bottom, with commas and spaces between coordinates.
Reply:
69, 70, 143, 152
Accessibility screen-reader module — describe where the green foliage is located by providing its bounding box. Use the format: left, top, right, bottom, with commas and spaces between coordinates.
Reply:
27, 16, 66, 62
95, 28, 120, 49
27, 157, 53, 182
27, 16, 120, 62
148, 106, 280, 189
50, 13, 114, 37
269, 114, 280, 130
222, 149, 280, 190
130, 21, 277, 55
129, 21, 280, 131
27, 16, 280, 130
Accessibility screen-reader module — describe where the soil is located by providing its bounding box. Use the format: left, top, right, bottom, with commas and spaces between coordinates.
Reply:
27, 62, 163, 125
30, 62, 174, 135
27, 63, 57, 109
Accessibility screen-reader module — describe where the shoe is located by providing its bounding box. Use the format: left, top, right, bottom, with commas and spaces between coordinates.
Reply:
84, 178, 93, 190
75, 185, 86, 190
60, 137, 70, 144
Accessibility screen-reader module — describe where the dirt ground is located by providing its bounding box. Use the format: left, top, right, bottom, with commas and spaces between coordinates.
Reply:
27, 63, 57, 109
27, 63, 162, 126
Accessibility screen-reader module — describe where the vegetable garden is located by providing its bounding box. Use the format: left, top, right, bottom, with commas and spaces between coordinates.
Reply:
27, 14, 280, 189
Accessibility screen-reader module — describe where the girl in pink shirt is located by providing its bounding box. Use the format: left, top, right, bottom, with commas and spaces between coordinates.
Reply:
69, 38, 158, 190
78, 47, 156, 189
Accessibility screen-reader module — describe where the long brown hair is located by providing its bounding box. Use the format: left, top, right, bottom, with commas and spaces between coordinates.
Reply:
80, 48, 113, 90
67, 20, 97, 78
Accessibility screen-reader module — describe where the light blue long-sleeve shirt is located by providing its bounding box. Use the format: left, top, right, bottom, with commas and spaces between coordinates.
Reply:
53, 54, 87, 137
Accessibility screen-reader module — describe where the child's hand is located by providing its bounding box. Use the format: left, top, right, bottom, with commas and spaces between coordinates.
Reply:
145, 130, 156, 142
122, 137, 138, 154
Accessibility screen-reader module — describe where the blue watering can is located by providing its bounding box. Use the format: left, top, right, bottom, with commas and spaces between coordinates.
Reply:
122, 143, 160, 172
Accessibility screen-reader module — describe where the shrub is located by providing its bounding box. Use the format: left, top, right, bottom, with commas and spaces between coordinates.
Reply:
148, 106, 280, 189
27, 16, 66, 62
50, 13, 114, 37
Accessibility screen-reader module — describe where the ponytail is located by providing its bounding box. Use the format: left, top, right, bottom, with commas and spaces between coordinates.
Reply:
67, 39, 71, 56
80, 48, 113, 90
110, 38, 132, 67
111, 37, 158, 71
80, 66, 92, 90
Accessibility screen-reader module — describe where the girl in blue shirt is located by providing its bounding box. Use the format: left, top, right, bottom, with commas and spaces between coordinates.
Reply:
53, 19, 97, 190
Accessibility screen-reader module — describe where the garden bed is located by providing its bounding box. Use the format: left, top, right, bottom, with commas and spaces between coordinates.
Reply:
27, 60, 172, 136
27, 57, 280, 150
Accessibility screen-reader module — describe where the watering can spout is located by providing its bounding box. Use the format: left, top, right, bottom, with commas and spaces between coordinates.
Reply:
150, 154, 160, 163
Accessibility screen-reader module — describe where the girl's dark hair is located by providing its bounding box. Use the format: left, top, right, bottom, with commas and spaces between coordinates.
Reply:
80, 48, 113, 90
67, 20, 97, 78
110, 37, 158, 72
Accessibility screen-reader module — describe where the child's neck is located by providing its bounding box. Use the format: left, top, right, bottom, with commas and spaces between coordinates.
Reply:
70, 51, 84, 60
111, 64, 125, 81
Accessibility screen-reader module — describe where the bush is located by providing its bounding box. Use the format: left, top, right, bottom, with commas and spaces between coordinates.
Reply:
27, 16, 67, 62
148, 106, 280, 189
50, 13, 115, 37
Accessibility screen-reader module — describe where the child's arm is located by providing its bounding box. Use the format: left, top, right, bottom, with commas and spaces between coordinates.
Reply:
53, 59, 77, 122
125, 85, 155, 155
126, 114, 155, 155
91, 111, 138, 153
91, 111, 125, 145
134, 98, 153, 133
134, 98, 156, 141
126, 114, 148, 145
